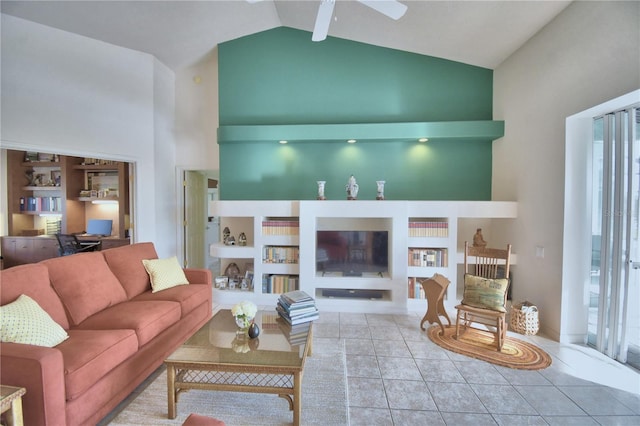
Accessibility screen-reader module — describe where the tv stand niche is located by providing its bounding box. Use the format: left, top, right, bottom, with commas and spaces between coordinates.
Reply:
209, 200, 517, 313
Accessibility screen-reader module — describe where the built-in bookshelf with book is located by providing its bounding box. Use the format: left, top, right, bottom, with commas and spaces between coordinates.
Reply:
408, 277, 426, 299
20, 196, 63, 213
262, 274, 300, 294
210, 200, 517, 312
262, 246, 299, 264
262, 217, 300, 236
407, 247, 448, 267
408, 218, 449, 237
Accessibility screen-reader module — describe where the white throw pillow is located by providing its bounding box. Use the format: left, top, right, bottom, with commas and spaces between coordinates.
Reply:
0, 294, 69, 347
142, 256, 189, 293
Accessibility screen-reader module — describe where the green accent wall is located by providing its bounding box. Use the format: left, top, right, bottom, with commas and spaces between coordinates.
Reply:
218, 27, 496, 200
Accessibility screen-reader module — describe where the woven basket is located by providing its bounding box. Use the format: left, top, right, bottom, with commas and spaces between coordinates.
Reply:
510, 302, 539, 335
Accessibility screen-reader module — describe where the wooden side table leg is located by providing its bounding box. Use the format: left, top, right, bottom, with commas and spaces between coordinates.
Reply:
293, 372, 302, 426
167, 364, 177, 419
5, 396, 24, 426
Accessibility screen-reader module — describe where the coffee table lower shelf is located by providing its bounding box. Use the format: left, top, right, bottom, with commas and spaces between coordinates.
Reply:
166, 362, 304, 425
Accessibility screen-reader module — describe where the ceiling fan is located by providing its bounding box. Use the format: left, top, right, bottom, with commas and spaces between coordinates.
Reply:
312, 0, 408, 42
248, 0, 408, 42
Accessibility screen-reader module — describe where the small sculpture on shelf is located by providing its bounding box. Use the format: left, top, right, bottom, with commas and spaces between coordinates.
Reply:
223, 226, 231, 245
345, 175, 359, 200
316, 181, 326, 200
25, 170, 37, 186
472, 228, 487, 248
238, 232, 247, 246
376, 180, 385, 200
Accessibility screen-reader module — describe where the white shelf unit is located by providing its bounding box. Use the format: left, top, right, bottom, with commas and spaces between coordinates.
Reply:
209, 201, 300, 305
210, 200, 517, 312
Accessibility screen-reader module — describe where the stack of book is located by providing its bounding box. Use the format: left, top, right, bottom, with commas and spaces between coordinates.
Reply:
276, 290, 319, 325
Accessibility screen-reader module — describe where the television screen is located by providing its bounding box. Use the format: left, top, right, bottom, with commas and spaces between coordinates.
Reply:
316, 231, 388, 276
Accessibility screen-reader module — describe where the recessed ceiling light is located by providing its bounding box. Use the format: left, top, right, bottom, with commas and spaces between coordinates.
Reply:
279, 140, 288, 144
418, 138, 429, 143
347, 139, 357, 144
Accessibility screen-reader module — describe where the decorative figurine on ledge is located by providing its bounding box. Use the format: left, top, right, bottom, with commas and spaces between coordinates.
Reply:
238, 232, 247, 246
376, 180, 386, 200
316, 181, 326, 200
346, 175, 359, 200
472, 228, 487, 248
223, 227, 232, 245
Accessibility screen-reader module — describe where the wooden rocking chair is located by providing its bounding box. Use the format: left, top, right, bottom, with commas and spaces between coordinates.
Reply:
455, 241, 512, 351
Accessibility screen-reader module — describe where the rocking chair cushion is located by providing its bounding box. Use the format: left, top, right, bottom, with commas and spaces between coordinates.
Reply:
461, 274, 509, 313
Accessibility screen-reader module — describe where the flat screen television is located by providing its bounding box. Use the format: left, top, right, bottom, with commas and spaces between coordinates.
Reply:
316, 230, 388, 276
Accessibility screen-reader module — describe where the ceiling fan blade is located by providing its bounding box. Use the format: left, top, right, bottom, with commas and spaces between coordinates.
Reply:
312, 0, 336, 42
358, 0, 407, 20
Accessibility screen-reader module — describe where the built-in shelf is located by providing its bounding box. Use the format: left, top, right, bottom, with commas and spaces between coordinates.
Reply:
218, 120, 505, 144
210, 200, 517, 313
77, 197, 119, 202
22, 186, 61, 191
72, 164, 120, 171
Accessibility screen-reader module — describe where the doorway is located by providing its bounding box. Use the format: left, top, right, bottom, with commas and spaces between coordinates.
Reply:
589, 106, 640, 369
181, 169, 219, 275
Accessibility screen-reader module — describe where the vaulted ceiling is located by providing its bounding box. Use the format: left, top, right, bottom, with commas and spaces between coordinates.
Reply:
1, 0, 572, 70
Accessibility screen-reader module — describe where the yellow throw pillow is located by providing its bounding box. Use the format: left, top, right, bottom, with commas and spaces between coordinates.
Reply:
461, 274, 509, 313
142, 256, 189, 293
0, 294, 69, 347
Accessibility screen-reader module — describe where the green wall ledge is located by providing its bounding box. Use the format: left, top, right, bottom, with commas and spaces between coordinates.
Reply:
217, 120, 505, 144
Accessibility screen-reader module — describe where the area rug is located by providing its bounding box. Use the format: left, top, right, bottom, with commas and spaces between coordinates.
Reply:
427, 325, 552, 370
106, 345, 348, 425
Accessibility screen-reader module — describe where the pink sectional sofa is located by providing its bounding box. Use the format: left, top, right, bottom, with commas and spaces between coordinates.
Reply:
0, 242, 212, 426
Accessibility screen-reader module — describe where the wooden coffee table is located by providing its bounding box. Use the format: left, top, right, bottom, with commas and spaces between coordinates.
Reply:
165, 309, 313, 425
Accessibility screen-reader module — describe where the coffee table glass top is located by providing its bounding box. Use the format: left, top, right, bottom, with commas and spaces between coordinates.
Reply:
166, 309, 310, 368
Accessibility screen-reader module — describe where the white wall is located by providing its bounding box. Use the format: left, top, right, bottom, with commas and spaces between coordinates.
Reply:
493, 1, 640, 341
0, 14, 177, 254
174, 49, 220, 173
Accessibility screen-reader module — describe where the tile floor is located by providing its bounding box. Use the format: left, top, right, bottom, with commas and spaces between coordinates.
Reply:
309, 310, 640, 426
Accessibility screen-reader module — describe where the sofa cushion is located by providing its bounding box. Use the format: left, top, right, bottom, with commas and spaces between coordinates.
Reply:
75, 300, 181, 347
102, 242, 159, 299
143, 256, 190, 293
0, 263, 69, 329
58, 329, 138, 401
132, 284, 211, 318
0, 294, 69, 347
42, 252, 128, 326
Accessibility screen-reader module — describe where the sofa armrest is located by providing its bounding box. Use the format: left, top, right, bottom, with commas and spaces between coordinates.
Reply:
0, 342, 67, 426
184, 268, 212, 286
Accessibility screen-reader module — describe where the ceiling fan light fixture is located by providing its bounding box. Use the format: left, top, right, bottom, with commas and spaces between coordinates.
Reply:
312, 0, 407, 42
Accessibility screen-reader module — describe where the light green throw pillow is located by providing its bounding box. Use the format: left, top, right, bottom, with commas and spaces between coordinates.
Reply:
0, 294, 69, 347
461, 274, 509, 313
142, 256, 189, 293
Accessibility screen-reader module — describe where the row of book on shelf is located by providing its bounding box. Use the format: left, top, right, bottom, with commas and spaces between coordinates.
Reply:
408, 221, 449, 237
19, 196, 63, 212
261, 220, 300, 236
408, 248, 448, 267
261, 274, 299, 294
276, 290, 318, 344
407, 277, 427, 299
262, 246, 299, 264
